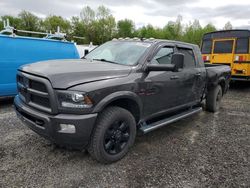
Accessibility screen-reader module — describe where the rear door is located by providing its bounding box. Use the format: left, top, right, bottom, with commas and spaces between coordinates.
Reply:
177, 47, 204, 104
211, 39, 235, 66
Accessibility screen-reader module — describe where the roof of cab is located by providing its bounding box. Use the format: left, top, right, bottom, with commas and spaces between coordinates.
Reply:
112, 37, 198, 48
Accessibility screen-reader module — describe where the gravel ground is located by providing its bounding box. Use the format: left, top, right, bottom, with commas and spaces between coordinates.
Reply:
0, 82, 249, 187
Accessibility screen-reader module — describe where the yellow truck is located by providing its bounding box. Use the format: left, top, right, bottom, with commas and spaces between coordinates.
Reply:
201, 30, 250, 81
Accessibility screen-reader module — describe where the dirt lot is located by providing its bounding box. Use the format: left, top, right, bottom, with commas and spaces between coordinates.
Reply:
0, 82, 249, 187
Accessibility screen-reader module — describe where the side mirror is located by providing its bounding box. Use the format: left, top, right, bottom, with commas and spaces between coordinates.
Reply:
171, 53, 184, 72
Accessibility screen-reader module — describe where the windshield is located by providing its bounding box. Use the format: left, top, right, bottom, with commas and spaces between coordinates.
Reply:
85, 41, 151, 65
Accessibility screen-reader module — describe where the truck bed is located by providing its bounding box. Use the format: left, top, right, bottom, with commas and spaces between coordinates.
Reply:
205, 63, 231, 90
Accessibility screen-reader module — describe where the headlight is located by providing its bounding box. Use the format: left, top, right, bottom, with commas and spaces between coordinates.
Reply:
57, 91, 93, 109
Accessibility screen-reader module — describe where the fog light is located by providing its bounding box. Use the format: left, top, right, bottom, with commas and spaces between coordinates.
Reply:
59, 124, 76, 134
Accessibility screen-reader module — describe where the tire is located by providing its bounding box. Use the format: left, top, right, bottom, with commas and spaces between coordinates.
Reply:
88, 106, 136, 164
206, 85, 223, 112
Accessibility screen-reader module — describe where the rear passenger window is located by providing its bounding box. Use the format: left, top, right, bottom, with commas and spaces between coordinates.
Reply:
178, 48, 196, 68
235, 38, 249, 54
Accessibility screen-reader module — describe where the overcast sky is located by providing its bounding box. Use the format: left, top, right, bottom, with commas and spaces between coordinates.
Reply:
1, 0, 250, 29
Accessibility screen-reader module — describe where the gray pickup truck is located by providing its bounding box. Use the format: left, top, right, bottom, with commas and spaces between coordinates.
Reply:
14, 38, 231, 163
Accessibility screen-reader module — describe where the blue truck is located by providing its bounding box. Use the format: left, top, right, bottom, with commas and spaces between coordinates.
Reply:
0, 23, 80, 97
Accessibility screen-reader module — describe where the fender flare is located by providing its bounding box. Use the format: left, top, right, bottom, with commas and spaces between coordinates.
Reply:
208, 76, 226, 88
93, 91, 143, 115
218, 76, 226, 84
218, 76, 226, 93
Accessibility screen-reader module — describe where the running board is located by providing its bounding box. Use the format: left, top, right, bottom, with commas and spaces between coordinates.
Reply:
139, 107, 202, 134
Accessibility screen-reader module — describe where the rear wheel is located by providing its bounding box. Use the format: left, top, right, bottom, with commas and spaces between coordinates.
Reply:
206, 85, 223, 112
88, 106, 136, 163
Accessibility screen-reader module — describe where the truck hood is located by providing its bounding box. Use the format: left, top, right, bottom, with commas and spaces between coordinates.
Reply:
19, 59, 132, 89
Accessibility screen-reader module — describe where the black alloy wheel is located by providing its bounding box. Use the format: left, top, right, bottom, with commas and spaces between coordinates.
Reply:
104, 121, 130, 155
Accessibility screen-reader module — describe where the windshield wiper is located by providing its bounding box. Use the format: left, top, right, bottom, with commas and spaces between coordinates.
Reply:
92, 58, 118, 64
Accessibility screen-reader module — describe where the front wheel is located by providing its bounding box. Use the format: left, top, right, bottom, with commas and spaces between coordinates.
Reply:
206, 85, 223, 112
88, 106, 136, 164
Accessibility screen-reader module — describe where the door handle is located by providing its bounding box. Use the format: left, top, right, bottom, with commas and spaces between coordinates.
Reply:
195, 72, 201, 76
170, 75, 179, 80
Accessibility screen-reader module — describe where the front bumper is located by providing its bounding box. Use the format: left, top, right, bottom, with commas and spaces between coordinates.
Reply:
14, 96, 97, 149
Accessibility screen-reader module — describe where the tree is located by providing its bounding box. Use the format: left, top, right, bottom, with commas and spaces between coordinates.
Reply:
0, 9, 222, 46
182, 20, 202, 44
80, 6, 95, 25
138, 24, 164, 39
203, 23, 217, 33
182, 21, 216, 45
117, 19, 135, 37
223, 21, 233, 30
18, 10, 41, 31
71, 16, 86, 44
80, 5, 116, 44
163, 15, 183, 40
42, 15, 71, 33
96, 5, 110, 20
1, 15, 22, 29
80, 6, 97, 43
96, 5, 116, 43
0, 19, 3, 30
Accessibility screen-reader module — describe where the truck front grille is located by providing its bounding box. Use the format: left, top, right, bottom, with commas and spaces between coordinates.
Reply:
30, 94, 50, 108
17, 73, 55, 114
30, 80, 47, 92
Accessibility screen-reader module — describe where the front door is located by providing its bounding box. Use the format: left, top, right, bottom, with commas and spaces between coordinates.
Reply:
140, 45, 193, 118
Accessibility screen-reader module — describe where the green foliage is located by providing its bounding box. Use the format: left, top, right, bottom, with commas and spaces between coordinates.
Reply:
1, 15, 22, 29
182, 20, 203, 44
163, 15, 183, 40
42, 15, 71, 33
80, 6, 95, 25
18, 10, 41, 31
70, 16, 86, 43
138, 24, 163, 38
0, 19, 3, 30
95, 6, 116, 43
203, 23, 217, 32
117, 19, 135, 37
182, 21, 217, 45
0, 7, 221, 45
79, 5, 116, 44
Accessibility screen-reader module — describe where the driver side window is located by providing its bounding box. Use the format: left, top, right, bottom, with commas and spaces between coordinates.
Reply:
151, 46, 174, 64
